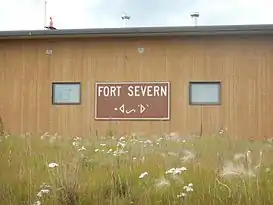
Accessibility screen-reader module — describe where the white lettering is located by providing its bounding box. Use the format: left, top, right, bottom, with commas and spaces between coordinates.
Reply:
98, 86, 104, 96
127, 85, 167, 97
147, 86, 152, 96
128, 86, 134, 96
160, 85, 167, 96
97, 85, 121, 97
154, 86, 159, 96
134, 86, 140, 96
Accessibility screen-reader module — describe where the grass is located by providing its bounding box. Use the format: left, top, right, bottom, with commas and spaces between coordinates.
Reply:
0, 132, 273, 205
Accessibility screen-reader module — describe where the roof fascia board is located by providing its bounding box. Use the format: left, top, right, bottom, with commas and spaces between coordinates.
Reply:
0, 24, 273, 40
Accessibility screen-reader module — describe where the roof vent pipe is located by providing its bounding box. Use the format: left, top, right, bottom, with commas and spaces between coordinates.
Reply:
121, 13, 130, 27
190, 12, 199, 27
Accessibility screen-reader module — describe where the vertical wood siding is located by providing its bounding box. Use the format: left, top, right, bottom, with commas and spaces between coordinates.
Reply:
0, 36, 273, 139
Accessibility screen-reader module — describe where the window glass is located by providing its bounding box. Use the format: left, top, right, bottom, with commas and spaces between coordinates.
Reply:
190, 82, 220, 105
52, 83, 81, 104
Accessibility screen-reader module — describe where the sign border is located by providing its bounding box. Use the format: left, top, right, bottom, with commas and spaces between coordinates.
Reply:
94, 81, 171, 121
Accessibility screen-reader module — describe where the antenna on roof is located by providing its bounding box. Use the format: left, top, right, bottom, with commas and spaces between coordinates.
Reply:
44, 0, 47, 30
45, 17, 57, 30
190, 12, 199, 27
121, 13, 130, 27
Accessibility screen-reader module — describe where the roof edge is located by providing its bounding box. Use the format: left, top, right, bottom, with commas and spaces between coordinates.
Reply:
1, 24, 273, 40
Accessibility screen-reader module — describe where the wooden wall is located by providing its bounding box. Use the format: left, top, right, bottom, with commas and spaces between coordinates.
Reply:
0, 35, 273, 139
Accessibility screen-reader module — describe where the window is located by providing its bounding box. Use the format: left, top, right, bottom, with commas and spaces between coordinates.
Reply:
189, 81, 221, 105
52, 82, 81, 105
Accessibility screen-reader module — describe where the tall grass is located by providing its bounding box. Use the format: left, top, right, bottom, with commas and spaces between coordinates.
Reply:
0, 132, 273, 205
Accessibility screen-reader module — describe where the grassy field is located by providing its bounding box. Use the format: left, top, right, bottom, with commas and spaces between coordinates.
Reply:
0, 131, 273, 205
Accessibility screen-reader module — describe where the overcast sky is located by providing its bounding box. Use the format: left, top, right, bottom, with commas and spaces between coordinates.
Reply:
0, 0, 273, 30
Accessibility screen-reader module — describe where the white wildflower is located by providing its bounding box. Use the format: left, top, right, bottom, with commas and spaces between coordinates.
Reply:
117, 141, 126, 148
119, 136, 126, 141
165, 168, 175, 174
139, 172, 148, 179
107, 149, 113, 153
143, 140, 154, 147
165, 167, 187, 175
33, 201, 41, 205
40, 132, 50, 139
219, 127, 227, 135
72, 141, 79, 147
48, 162, 59, 168
78, 146, 86, 151
144, 140, 153, 144
157, 137, 164, 142
177, 192, 187, 198
41, 189, 50, 194
73, 136, 81, 141
183, 183, 194, 192
37, 189, 50, 197
100, 143, 106, 147
94, 149, 99, 152
113, 150, 128, 156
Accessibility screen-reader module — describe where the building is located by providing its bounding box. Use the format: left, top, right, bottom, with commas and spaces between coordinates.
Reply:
0, 24, 273, 139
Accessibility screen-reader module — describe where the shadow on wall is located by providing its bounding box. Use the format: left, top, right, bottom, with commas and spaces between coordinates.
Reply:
0, 116, 4, 136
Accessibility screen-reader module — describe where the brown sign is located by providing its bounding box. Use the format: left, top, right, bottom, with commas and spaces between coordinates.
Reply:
95, 82, 170, 120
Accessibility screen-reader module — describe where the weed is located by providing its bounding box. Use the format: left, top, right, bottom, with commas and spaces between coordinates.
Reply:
0, 133, 273, 204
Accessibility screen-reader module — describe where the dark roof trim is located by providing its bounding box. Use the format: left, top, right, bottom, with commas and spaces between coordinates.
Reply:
1, 24, 273, 40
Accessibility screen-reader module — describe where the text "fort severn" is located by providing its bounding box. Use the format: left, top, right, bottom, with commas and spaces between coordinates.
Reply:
97, 85, 168, 97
